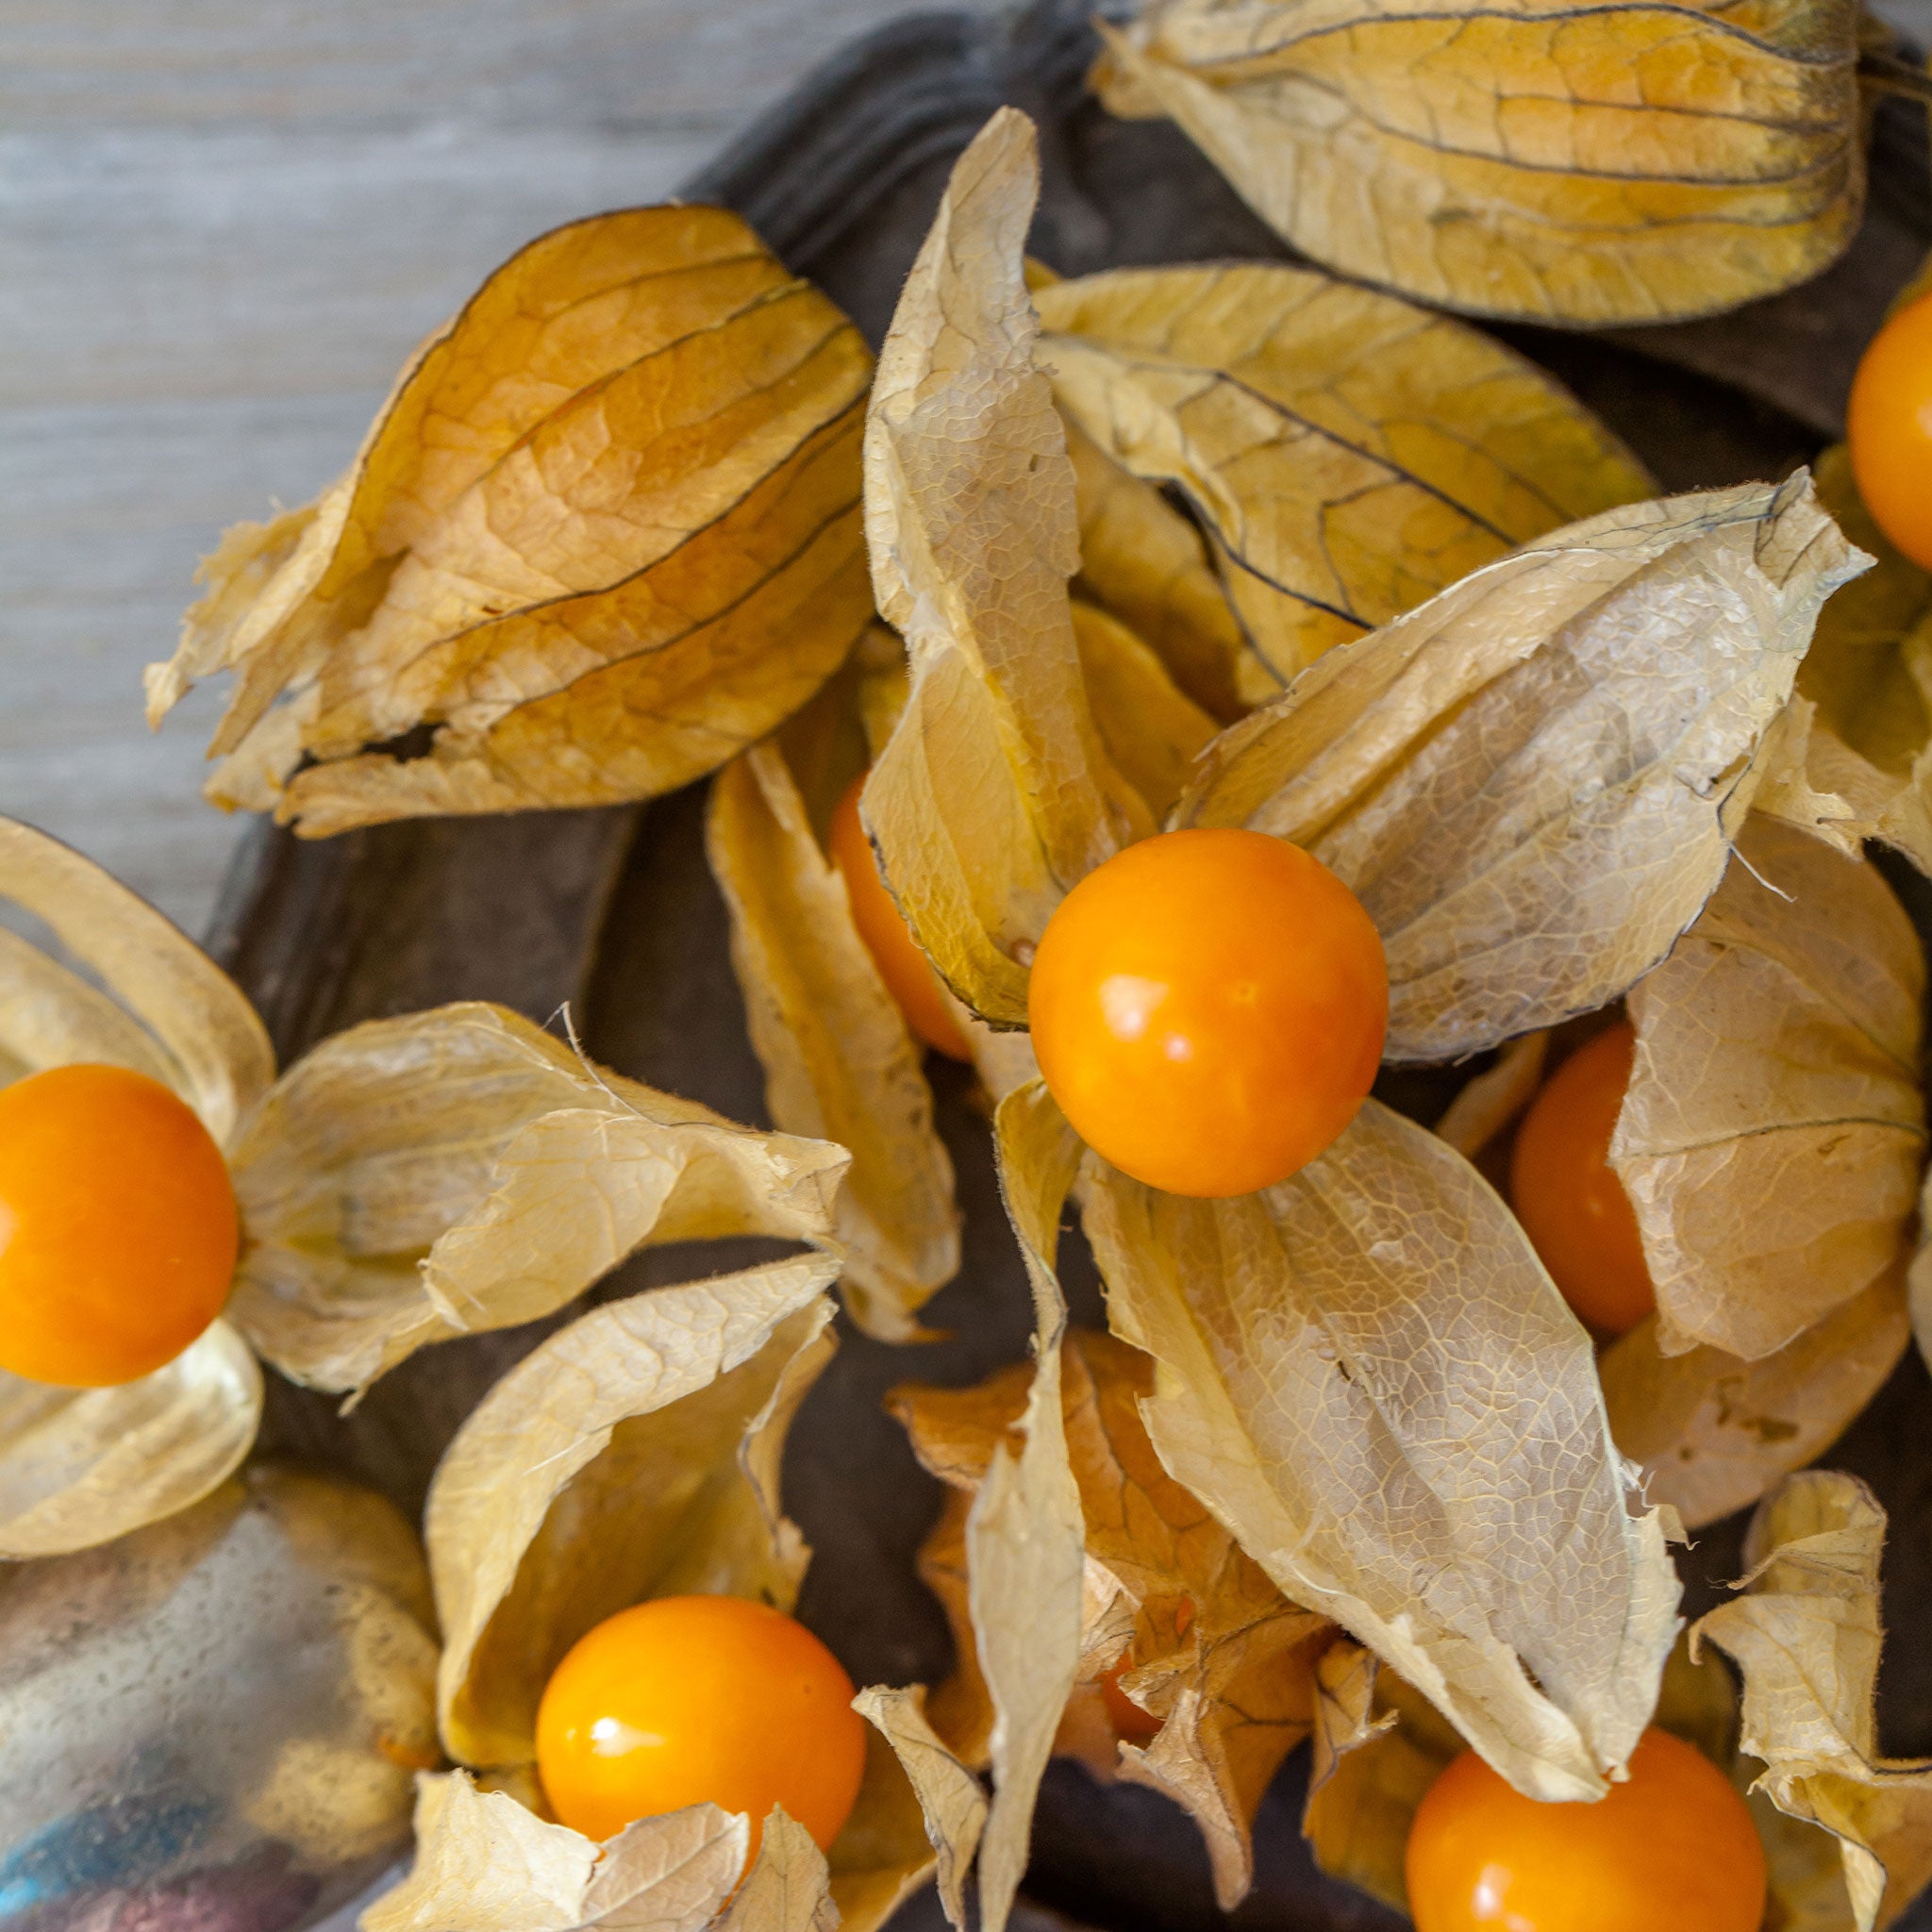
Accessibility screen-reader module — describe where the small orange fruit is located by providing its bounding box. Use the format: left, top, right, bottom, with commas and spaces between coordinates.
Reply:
1099, 1655, 1161, 1746
1406, 1727, 1765, 1932
1508, 1020, 1654, 1335
0, 1062, 238, 1387
828, 775, 972, 1060
1026, 829, 1387, 1197
1849, 291, 1932, 571
534, 1594, 868, 1860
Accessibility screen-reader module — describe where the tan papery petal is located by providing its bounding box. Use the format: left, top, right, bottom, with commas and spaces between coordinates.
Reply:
708, 740, 959, 1341
1071, 601, 1219, 825
718, 1810, 837, 1932
964, 1081, 1087, 1932
828, 1707, 954, 1932
228, 1002, 846, 1393
0, 1320, 263, 1557
1696, 1472, 1932, 1932
852, 1687, 986, 1932
0, 818, 274, 1141
1604, 1268, 1910, 1532
1431, 1031, 1548, 1160
1614, 817, 1925, 1361
149, 208, 874, 835
859, 108, 1146, 1024
1092, 0, 1861, 325
1038, 262, 1650, 683
424, 1259, 839, 1768
1088, 1098, 1681, 1801
1177, 476, 1865, 1060
363, 1774, 749, 1932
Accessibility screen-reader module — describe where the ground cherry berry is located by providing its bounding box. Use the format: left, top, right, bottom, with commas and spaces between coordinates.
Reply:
1508, 1021, 1655, 1336
828, 776, 972, 1061
1026, 830, 1387, 1198
1849, 291, 1932, 571
1099, 1657, 1161, 1746
0, 1063, 238, 1388
534, 1595, 867, 1859
1406, 1727, 1765, 1932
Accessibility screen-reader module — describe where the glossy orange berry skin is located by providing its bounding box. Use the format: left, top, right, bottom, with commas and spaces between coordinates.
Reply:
1849, 292, 1932, 571
534, 1595, 868, 1858
0, 1062, 238, 1388
1509, 1021, 1655, 1336
829, 776, 973, 1061
1027, 830, 1387, 1198
1406, 1727, 1765, 1932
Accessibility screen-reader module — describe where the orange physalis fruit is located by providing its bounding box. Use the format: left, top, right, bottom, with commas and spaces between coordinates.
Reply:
1405, 1727, 1765, 1932
1100, 1655, 1161, 1745
0, 1062, 238, 1388
1027, 829, 1387, 1197
534, 1594, 868, 1858
1849, 291, 1932, 571
1508, 1020, 1656, 1336
829, 775, 973, 1061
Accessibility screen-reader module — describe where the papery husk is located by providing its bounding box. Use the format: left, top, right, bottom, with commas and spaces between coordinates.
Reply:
721, 1810, 837, 1932
1065, 418, 1266, 719
830, 1708, 956, 1932
1696, 1472, 1932, 1931
1037, 262, 1651, 683
0, 1320, 263, 1558
228, 1001, 847, 1394
1757, 446, 1932, 874
1431, 1031, 1548, 1160
147, 208, 874, 836
1071, 601, 1220, 824
0, 818, 274, 1142
1603, 1266, 1910, 1532
891, 1326, 1330, 1907
425, 1259, 839, 1767
1177, 475, 1865, 1061
860, 108, 1146, 1026
708, 739, 959, 1341
1614, 816, 1925, 1362
1087, 1097, 1681, 1802
1091, 0, 1862, 326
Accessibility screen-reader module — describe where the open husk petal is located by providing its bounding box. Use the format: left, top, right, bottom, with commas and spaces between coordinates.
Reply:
1091, 0, 1862, 326
425, 1260, 839, 1768
1071, 601, 1220, 825
891, 1326, 1329, 1908
228, 1002, 847, 1394
1614, 816, 1925, 1362
851, 1687, 985, 1932
1603, 1267, 1911, 1532
1696, 1472, 1932, 1932
1758, 445, 1932, 875
823, 1719, 947, 1932
1037, 262, 1650, 682
1177, 476, 1865, 1060
859, 109, 1146, 1024
0, 1320, 263, 1557
1087, 1098, 1681, 1802
0, 818, 274, 1142
148, 208, 874, 836
707, 739, 959, 1341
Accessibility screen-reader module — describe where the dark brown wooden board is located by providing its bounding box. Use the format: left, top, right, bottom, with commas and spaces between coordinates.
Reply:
217, 5, 1932, 1925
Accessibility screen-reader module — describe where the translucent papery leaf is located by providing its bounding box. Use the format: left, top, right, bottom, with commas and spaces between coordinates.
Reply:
860, 108, 1146, 1024
1064, 417, 1265, 721
823, 1724, 945, 1932
1757, 445, 1932, 876
708, 742, 959, 1341
0, 819, 274, 1142
362, 1774, 749, 1932
425, 1260, 838, 1768
1092, 0, 1862, 326
719, 1810, 836, 1932
1177, 476, 1864, 1061
1696, 1472, 1932, 1932
963, 1081, 1087, 1932
1614, 817, 1925, 1361
148, 207, 874, 837
1071, 602, 1219, 827
0, 1320, 262, 1557
227, 1001, 847, 1393
891, 1326, 1329, 1908
1603, 1269, 1910, 1533
1087, 1098, 1681, 1801
1037, 262, 1650, 684
1431, 1031, 1548, 1161
852, 1687, 985, 1932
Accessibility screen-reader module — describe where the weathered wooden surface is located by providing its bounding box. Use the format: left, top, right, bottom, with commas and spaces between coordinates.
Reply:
206, 6, 1932, 1928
